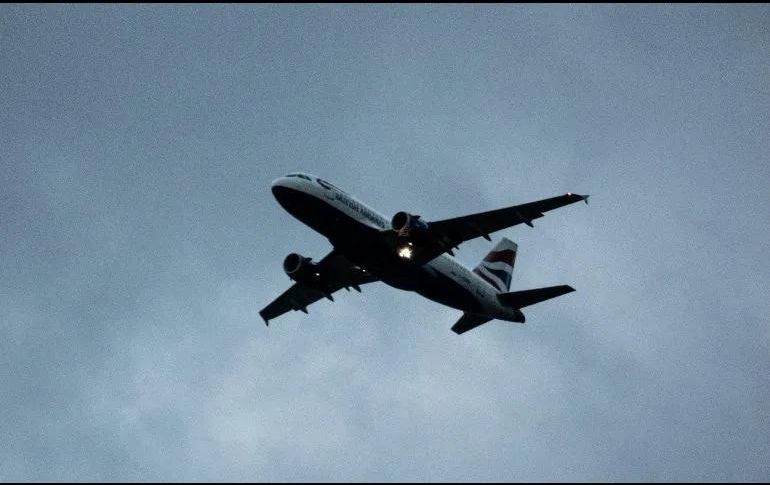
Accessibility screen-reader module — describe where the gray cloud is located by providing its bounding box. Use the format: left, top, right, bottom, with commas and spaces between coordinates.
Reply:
1, 4, 768, 481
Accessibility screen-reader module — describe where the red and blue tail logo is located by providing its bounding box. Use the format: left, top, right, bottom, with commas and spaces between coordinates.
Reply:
473, 239, 517, 293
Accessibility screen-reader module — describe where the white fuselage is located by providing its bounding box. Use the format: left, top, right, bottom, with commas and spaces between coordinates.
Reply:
271, 173, 521, 321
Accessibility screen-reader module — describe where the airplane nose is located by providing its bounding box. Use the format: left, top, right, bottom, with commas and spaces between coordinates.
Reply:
271, 184, 303, 216
270, 179, 281, 199
271, 176, 293, 199
271, 183, 287, 200
270, 175, 307, 208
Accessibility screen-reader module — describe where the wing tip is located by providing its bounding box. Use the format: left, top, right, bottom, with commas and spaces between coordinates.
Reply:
566, 193, 590, 205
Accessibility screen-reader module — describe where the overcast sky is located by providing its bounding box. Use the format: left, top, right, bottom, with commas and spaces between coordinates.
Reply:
1, 4, 769, 482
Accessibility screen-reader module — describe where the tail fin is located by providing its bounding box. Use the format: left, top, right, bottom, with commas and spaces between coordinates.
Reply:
473, 238, 517, 293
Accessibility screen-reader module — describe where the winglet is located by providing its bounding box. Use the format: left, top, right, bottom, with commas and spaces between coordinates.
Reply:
260, 311, 270, 327
567, 192, 589, 205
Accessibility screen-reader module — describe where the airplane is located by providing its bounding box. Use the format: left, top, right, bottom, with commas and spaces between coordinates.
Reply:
260, 172, 589, 334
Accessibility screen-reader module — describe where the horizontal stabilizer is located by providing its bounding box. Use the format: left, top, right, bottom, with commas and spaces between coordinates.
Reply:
497, 285, 575, 309
451, 313, 492, 335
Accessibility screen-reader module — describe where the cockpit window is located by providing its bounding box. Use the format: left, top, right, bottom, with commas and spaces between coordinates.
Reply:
286, 173, 312, 181
316, 177, 347, 194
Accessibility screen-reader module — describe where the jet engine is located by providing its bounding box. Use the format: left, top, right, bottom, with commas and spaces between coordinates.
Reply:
391, 211, 429, 237
391, 211, 433, 261
282, 252, 336, 300
283, 253, 321, 284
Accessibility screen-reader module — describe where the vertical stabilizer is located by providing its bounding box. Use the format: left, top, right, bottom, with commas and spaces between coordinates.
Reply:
473, 238, 517, 293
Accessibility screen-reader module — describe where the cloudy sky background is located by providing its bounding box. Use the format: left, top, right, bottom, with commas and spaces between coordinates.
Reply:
1, 4, 769, 481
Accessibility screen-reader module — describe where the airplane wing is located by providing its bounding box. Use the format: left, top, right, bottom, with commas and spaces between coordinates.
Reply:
425, 193, 589, 256
259, 250, 379, 325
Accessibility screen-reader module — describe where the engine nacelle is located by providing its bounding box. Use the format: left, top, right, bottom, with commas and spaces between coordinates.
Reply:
283, 253, 321, 283
391, 211, 429, 237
